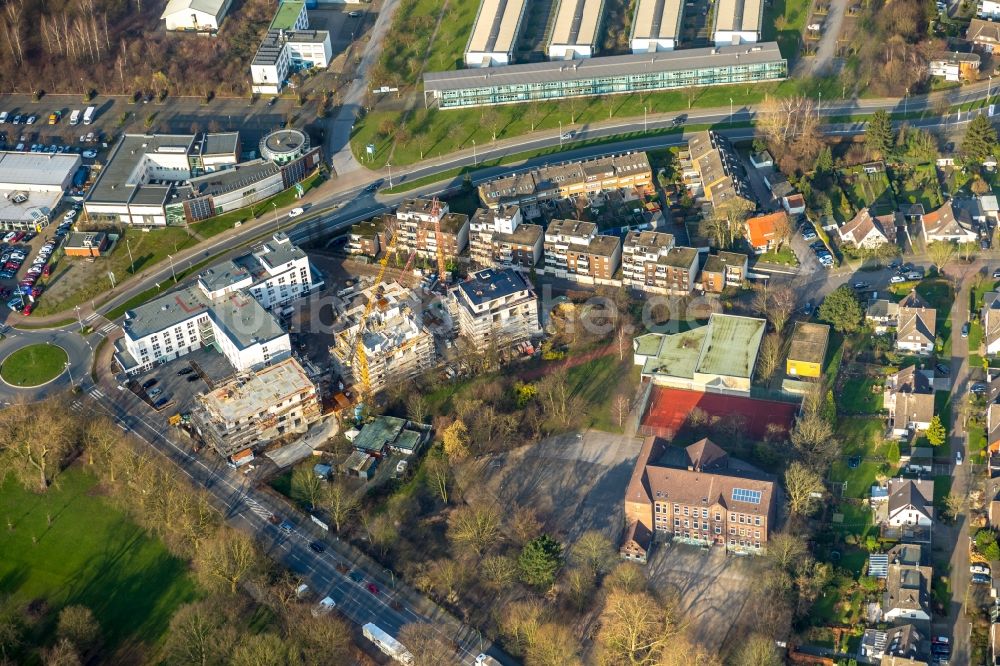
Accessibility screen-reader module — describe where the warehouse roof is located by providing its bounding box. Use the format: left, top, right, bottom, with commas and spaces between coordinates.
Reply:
187, 160, 280, 198
631, 0, 684, 42
714, 0, 764, 35
425, 42, 783, 91
466, 0, 527, 56
270, 1, 305, 29
787, 321, 830, 365
550, 0, 604, 48
0, 151, 80, 188
88, 134, 195, 205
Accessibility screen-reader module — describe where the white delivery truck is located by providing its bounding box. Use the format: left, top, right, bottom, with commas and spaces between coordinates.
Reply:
362, 623, 414, 665
83, 106, 96, 125
475, 655, 503, 666
310, 596, 335, 617
69, 109, 81, 125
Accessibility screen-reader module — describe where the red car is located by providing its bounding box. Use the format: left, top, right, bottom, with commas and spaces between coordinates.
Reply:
366, 583, 379, 595
30, 286, 42, 298
11, 232, 24, 243
42, 265, 51, 277
22, 303, 32, 315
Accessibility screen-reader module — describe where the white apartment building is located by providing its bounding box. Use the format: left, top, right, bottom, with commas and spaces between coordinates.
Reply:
251, 29, 332, 95
160, 0, 233, 31
451, 268, 541, 347
114, 233, 319, 376
468, 206, 543, 270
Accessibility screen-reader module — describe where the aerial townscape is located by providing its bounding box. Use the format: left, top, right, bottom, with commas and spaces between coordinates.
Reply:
11, 0, 1000, 665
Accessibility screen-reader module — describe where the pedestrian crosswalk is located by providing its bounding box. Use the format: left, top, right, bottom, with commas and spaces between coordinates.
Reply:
88, 386, 105, 400
70, 400, 84, 412
245, 497, 275, 522
84, 312, 99, 323
98, 323, 116, 335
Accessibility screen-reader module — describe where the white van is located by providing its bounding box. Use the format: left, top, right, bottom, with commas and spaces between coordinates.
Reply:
69, 109, 81, 125
0, 112, 7, 123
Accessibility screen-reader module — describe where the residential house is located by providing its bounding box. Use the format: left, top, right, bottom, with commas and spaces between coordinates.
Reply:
838, 208, 898, 248
896, 291, 937, 355
883, 366, 936, 437
982, 291, 1000, 355
468, 206, 543, 270
633, 313, 766, 394
921, 200, 978, 243
543, 219, 622, 283
621, 230, 699, 295
393, 198, 470, 263
745, 211, 788, 254
621, 436, 777, 559
762, 170, 794, 199
884, 560, 933, 622
867, 298, 900, 333
685, 131, 755, 213
783, 193, 806, 216
347, 218, 391, 258
786, 321, 830, 379
859, 625, 925, 664
477, 152, 653, 209
883, 478, 934, 529
451, 268, 541, 348
969, 17, 1000, 52
929, 51, 981, 81
701, 251, 748, 293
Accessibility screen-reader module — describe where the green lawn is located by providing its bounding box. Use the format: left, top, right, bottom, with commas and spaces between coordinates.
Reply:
34, 226, 199, 317
190, 170, 322, 239
838, 376, 884, 415
829, 417, 886, 498
933, 475, 953, 514
0, 469, 197, 655
762, 0, 811, 58
839, 166, 896, 215
831, 501, 875, 539
757, 244, 799, 266
0, 344, 68, 387
890, 163, 944, 211
566, 354, 639, 432
970, 421, 987, 464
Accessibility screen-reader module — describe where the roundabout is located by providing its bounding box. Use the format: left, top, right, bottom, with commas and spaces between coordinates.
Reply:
0, 343, 70, 388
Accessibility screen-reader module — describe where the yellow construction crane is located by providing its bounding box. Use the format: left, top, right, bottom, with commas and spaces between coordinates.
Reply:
431, 197, 448, 283
347, 219, 398, 403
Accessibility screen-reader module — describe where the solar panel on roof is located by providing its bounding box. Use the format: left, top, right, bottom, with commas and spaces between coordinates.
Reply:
732, 488, 761, 504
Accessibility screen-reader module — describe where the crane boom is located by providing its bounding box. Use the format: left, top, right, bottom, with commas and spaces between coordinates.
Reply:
431, 197, 447, 283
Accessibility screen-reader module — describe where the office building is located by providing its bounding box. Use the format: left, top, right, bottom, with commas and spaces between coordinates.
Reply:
543, 219, 621, 282
0, 151, 81, 231
393, 198, 470, 262
270, 0, 309, 30
329, 281, 436, 394
160, 0, 233, 31
64, 231, 110, 257
464, 0, 528, 67
630, 0, 683, 52
451, 268, 541, 347
478, 152, 652, 209
547, 0, 605, 59
251, 29, 332, 95
114, 233, 319, 375
423, 43, 786, 108
621, 436, 777, 561
192, 357, 321, 457
621, 230, 699, 295
712, 0, 763, 45
468, 206, 543, 269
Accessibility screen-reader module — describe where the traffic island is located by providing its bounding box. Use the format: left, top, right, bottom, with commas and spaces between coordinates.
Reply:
0, 344, 69, 388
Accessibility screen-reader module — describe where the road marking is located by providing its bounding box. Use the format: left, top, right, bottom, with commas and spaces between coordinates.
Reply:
88, 387, 105, 399
98, 323, 116, 335
84, 312, 99, 322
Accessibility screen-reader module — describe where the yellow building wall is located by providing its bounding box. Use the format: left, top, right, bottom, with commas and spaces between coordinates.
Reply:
786, 359, 821, 378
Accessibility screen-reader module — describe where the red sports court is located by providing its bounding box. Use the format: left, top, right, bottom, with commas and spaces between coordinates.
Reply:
640, 386, 798, 440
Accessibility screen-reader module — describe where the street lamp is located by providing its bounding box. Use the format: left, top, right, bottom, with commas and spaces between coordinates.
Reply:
384, 568, 396, 591
167, 253, 177, 283
271, 202, 279, 231
818, 91, 822, 116
387, 162, 393, 188
64, 362, 74, 387
125, 237, 135, 273
472, 140, 477, 167
74, 305, 84, 332
990, 75, 994, 104
558, 120, 563, 147
644, 105, 648, 134
729, 98, 733, 126
904, 87, 909, 116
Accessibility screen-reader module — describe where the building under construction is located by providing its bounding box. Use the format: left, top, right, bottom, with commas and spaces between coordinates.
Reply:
329, 281, 436, 395
191, 357, 322, 458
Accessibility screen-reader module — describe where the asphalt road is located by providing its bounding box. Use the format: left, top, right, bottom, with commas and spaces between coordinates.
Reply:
75, 370, 508, 665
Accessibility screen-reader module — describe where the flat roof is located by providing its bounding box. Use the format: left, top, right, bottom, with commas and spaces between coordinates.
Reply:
550, 0, 604, 48
263, 128, 308, 155
714, 0, 763, 34
253, 29, 330, 66
124, 286, 211, 340
0, 190, 60, 224
200, 357, 313, 423
632, 0, 684, 42
696, 314, 765, 378
187, 160, 280, 198
88, 134, 195, 205
467, 0, 527, 56
353, 415, 407, 453
457, 267, 531, 306
788, 321, 830, 365
270, 1, 305, 30
0, 151, 80, 188
210, 290, 287, 350
425, 42, 783, 91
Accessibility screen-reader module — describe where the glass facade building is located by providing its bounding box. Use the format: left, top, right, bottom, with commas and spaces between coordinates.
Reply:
424, 42, 786, 109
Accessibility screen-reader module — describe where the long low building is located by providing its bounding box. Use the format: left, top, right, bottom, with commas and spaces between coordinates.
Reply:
547, 0, 605, 59
423, 42, 786, 108
0, 151, 81, 231
465, 0, 528, 67
630, 0, 684, 52
713, 0, 763, 45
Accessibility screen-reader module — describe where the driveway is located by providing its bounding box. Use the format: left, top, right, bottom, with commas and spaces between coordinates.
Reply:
797, 0, 848, 77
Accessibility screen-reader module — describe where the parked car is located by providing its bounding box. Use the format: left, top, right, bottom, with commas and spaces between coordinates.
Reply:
142, 378, 158, 389
148, 387, 162, 397
905, 271, 923, 280
348, 570, 365, 583
279, 520, 294, 533
288, 207, 304, 217
177, 367, 194, 376
852, 281, 870, 290
366, 583, 379, 595
971, 573, 990, 584
186, 374, 200, 382
348, 10, 361, 16
971, 564, 990, 575
994, 268, 1000, 279
962, 322, 970, 338
309, 540, 325, 553
889, 275, 907, 284
935, 363, 951, 376
955, 451, 963, 466
971, 382, 988, 395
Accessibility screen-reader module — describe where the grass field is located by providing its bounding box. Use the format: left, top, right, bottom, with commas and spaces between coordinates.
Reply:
0, 469, 197, 656
566, 353, 639, 432
35, 227, 198, 317
0, 344, 68, 387
838, 376, 883, 415
190, 171, 323, 240
757, 245, 799, 266
839, 166, 897, 215
891, 163, 943, 211
829, 417, 886, 498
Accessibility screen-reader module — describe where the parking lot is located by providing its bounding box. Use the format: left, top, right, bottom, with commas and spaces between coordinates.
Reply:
126, 347, 237, 416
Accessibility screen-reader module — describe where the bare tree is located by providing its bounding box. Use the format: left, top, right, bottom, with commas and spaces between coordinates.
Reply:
612, 393, 631, 428
448, 500, 502, 556
508, 504, 542, 546
319, 480, 358, 533
481, 554, 519, 590
770, 286, 796, 332
397, 623, 453, 666
731, 634, 783, 666
527, 623, 583, 665
424, 450, 450, 504
290, 466, 324, 510
756, 332, 784, 383
194, 529, 262, 595
569, 530, 617, 576
163, 598, 240, 666
0, 400, 75, 492
784, 462, 825, 516
766, 532, 808, 571
927, 240, 957, 271
596, 590, 681, 665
